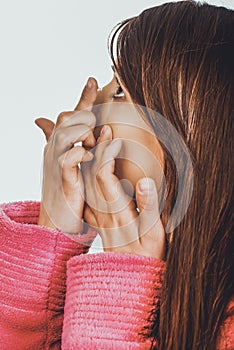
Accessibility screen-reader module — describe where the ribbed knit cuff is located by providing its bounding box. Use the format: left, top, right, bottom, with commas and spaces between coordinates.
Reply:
216, 298, 234, 350
62, 252, 165, 349
0, 201, 96, 349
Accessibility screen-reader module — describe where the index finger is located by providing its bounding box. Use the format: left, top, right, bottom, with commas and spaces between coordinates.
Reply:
74, 77, 98, 112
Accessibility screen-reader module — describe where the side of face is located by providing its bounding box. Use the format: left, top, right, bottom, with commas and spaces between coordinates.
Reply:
92, 75, 164, 197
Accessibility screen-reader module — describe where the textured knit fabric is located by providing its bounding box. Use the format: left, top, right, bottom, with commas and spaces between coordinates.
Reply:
0, 201, 233, 350
216, 300, 234, 350
62, 252, 165, 349
0, 201, 96, 349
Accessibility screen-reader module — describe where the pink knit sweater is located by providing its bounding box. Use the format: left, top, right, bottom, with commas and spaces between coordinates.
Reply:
0, 201, 233, 349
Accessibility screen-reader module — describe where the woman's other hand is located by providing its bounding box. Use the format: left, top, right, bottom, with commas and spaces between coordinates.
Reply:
83, 125, 165, 259
35, 78, 98, 234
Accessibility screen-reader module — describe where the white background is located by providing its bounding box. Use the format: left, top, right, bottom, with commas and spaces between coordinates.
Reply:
0, 0, 233, 251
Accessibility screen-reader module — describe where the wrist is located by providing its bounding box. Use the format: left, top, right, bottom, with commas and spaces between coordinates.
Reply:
38, 203, 57, 229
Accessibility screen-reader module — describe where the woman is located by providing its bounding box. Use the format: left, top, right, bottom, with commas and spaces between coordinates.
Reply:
0, 1, 233, 349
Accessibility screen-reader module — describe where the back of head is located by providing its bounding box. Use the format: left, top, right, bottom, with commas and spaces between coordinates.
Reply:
110, 1, 234, 349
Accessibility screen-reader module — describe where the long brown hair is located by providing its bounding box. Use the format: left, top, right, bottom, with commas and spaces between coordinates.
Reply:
109, 1, 234, 349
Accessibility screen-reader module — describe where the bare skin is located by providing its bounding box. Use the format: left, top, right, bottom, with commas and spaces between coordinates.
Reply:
35, 77, 165, 259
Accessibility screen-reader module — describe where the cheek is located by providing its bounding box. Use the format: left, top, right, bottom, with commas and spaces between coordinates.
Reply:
92, 101, 164, 195
114, 159, 145, 197
93, 101, 114, 141
114, 138, 164, 198
93, 99, 139, 140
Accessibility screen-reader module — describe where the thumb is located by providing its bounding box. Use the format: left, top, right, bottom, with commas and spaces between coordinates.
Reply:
136, 177, 164, 241
136, 178, 165, 259
34, 117, 55, 142
74, 77, 98, 112
136, 178, 158, 212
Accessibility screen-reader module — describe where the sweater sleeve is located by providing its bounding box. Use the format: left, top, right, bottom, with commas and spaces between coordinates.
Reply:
0, 201, 97, 350
62, 252, 165, 350
216, 298, 234, 350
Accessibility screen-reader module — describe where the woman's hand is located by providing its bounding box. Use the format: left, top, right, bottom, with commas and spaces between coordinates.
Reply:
35, 78, 98, 234
82, 125, 165, 259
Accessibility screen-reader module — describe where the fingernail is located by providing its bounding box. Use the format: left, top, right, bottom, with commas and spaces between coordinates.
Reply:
101, 125, 109, 135
86, 77, 93, 89
139, 178, 155, 192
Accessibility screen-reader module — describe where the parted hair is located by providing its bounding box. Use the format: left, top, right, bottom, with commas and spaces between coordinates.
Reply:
109, 1, 234, 349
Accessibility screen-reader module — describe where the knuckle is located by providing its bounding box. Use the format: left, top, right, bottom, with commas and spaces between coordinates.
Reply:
86, 112, 96, 127
140, 193, 157, 211
74, 125, 90, 142
57, 111, 73, 126
80, 91, 89, 104
54, 129, 67, 145
61, 156, 70, 169
77, 110, 96, 127
80, 124, 91, 137
58, 152, 71, 169
143, 201, 156, 212
96, 167, 105, 183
